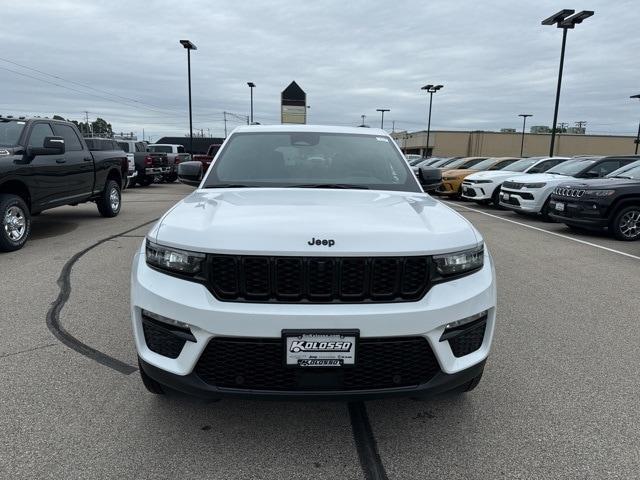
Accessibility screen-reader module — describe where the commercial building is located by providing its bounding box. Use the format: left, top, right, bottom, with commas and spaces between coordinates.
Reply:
391, 130, 638, 157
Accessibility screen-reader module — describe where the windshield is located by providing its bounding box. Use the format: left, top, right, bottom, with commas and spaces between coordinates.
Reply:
202, 131, 421, 192
468, 158, 501, 171
148, 145, 173, 153
430, 158, 455, 167
0, 120, 26, 147
607, 161, 640, 179
448, 157, 487, 169
547, 158, 597, 176
502, 158, 541, 172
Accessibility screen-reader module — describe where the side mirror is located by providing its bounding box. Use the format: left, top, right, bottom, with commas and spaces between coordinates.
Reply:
418, 166, 442, 192
177, 161, 203, 186
27, 136, 65, 158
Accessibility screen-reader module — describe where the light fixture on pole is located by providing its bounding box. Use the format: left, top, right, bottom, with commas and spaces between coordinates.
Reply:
420, 84, 443, 157
376, 109, 390, 129
518, 114, 533, 156
542, 9, 594, 157
247, 82, 256, 124
179, 40, 197, 155
631, 94, 640, 155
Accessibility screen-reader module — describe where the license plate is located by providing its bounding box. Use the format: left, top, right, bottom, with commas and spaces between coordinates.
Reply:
555, 202, 565, 212
502, 193, 510, 200
284, 331, 356, 367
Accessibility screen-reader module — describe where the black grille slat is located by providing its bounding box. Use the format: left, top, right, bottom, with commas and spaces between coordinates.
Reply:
207, 255, 431, 303
449, 322, 487, 357
195, 336, 440, 391
142, 320, 186, 359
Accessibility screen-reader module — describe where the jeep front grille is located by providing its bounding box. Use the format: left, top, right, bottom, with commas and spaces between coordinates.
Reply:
553, 187, 586, 198
206, 255, 431, 303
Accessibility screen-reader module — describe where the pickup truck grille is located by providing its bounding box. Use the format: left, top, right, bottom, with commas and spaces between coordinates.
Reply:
206, 255, 431, 303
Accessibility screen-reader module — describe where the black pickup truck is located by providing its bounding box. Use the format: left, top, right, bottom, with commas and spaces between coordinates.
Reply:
0, 116, 125, 251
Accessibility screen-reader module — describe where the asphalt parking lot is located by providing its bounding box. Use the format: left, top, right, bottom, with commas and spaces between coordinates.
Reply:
2, 183, 639, 480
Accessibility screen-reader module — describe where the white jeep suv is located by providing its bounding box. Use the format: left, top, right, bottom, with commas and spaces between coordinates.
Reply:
131, 125, 496, 399
462, 157, 569, 205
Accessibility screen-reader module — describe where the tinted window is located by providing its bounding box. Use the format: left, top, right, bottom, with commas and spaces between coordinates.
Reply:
0, 120, 26, 147
52, 124, 83, 151
607, 160, 640, 178
489, 159, 518, 170
148, 145, 173, 153
117, 142, 130, 153
28, 123, 54, 148
177, 146, 185, 153
583, 161, 620, 178
203, 132, 420, 192
135, 142, 146, 152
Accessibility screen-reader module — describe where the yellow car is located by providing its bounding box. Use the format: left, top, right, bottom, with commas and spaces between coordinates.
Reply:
438, 157, 519, 197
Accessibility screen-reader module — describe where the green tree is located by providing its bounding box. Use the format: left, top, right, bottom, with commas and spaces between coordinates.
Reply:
91, 118, 113, 137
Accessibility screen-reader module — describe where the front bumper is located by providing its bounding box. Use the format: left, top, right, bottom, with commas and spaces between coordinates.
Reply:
131, 245, 496, 398
462, 183, 495, 201
548, 197, 609, 228
436, 179, 463, 195
498, 188, 547, 213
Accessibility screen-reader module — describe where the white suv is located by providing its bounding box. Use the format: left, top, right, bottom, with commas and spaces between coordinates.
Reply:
462, 157, 569, 205
131, 125, 496, 399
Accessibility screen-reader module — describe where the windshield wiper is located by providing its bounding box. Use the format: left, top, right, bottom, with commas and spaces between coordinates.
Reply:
287, 183, 369, 189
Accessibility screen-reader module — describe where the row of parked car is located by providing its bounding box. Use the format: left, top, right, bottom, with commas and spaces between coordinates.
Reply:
409, 154, 640, 241
85, 138, 191, 188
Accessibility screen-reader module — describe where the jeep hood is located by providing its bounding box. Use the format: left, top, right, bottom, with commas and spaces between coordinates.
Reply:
466, 170, 524, 181
442, 168, 477, 178
150, 188, 481, 255
504, 172, 571, 183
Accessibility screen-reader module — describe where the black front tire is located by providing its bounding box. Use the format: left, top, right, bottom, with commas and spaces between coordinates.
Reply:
97, 180, 121, 218
0, 194, 31, 252
491, 187, 502, 207
138, 359, 165, 395
611, 205, 640, 241
540, 198, 555, 222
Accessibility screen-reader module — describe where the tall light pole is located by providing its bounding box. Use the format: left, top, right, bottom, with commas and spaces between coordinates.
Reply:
518, 114, 533, 156
420, 84, 443, 157
360, 114, 366, 126
542, 9, 594, 157
631, 94, 640, 155
376, 108, 390, 129
247, 82, 255, 124
179, 40, 197, 155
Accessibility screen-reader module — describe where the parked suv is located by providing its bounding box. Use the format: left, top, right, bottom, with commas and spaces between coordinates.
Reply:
131, 125, 496, 399
548, 160, 640, 240
499, 156, 640, 220
462, 157, 570, 206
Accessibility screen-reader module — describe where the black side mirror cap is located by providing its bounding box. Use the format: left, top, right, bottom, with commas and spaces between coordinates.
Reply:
418, 166, 442, 192
26, 136, 66, 158
177, 161, 203, 186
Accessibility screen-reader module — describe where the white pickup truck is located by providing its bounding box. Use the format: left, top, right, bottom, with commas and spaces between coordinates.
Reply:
131, 125, 496, 400
146, 143, 191, 183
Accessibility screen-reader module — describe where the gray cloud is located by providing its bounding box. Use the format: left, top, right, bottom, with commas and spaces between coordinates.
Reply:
0, 0, 638, 140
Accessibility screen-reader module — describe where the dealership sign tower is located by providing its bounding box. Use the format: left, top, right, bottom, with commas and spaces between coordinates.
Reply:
281, 81, 307, 124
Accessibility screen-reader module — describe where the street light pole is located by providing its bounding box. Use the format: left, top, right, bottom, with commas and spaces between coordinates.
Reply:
420, 84, 443, 157
542, 9, 594, 157
179, 40, 197, 155
376, 108, 390, 129
247, 82, 255, 123
518, 114, 533, 156
360, 114, 366, 126
631, 94, 640, 154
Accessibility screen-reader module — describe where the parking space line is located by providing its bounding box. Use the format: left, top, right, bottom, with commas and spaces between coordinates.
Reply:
444, 202, 640, 261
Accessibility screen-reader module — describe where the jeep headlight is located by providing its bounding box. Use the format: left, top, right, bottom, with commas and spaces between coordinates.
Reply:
523, 182, 546, 188
584, 189, 615, 197
433, 244, 484, 276
145, 240, 205, 275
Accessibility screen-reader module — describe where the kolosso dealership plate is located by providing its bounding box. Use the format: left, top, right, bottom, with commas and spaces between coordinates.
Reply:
284, 332, 356, 367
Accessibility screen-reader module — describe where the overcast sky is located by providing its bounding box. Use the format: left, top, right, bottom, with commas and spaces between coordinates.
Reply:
1, 0, 638, 140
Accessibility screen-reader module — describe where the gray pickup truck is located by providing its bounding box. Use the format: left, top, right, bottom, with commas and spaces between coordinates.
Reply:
115, 139, 168, 187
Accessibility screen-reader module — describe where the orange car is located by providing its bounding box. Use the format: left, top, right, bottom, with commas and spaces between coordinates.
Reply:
438, 157, 520, 197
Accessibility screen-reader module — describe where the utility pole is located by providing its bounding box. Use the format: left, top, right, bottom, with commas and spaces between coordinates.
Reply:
392, 120, 395, 132
142, 128, 145, 142
84, 111, 92, 137
558, 122, 568, 132
575, 120, 587, 133
223, 111, 228, 137
518, 114, 533, 157
360, 114, 366, 126
376, 108, 390, 129
246, 115, 250, 125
